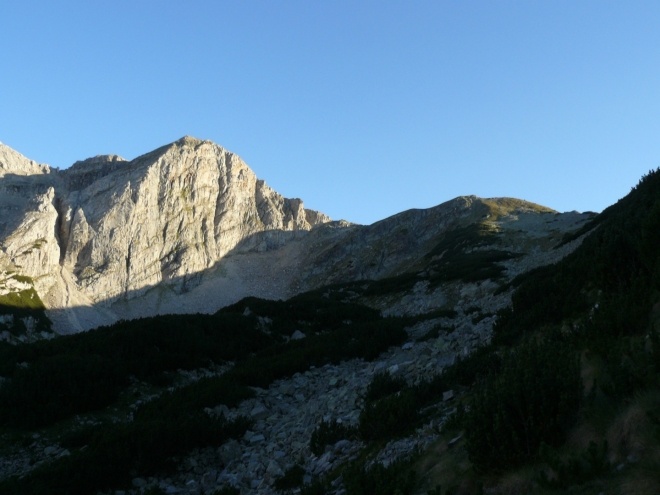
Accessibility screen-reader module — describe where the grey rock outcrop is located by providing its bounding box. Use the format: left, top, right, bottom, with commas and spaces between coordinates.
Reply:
0, 137, 595, 334
0, 138, 331, 333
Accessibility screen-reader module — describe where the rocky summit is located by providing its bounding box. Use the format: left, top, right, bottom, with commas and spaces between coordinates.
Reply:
0, 137, 331, 333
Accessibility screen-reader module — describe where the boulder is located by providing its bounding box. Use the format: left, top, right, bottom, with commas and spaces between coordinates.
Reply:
250, 404, 269, 420
218, 440, 242, 464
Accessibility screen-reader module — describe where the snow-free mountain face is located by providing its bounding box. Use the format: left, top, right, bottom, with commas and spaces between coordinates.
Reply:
0, 137, 330, 333
0, 137, 593, 335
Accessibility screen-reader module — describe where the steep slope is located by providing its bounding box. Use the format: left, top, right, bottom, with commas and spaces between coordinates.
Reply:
0, 138, 593, 335
295, 195, 593, 321
298, 195, 581, 287
0, 138, 331, 333
1, 140, 638, 495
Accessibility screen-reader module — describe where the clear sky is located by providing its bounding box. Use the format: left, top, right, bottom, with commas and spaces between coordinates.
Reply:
1, 1, 659, 224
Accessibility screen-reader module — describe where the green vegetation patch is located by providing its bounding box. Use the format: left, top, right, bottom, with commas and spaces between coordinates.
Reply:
0, 354, 127, 429
460, 167, 660, 488
538, 440, 610, 489
416, 324, 454, 342
0, 414, 250, 495
227, 317, 407, 389
422, 223, 523, 287
310, 419, 357, 456
0, 312, 272, 429
274, 464, 306, 491
464, 337, 582, 472
342, 456, 417, 495
220, 295, 381, 337
364, 371, 407, 403
0, 295, 411, 495
357, 345, 502, 444
0, 275, 51, 332
494, 169, 660, 345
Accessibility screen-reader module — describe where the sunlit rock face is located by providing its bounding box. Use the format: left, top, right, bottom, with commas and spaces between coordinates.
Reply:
0, 137, 330, 332
0, 137, 593, 334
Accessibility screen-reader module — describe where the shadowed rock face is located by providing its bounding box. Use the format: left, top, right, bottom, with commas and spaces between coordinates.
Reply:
0, 137, 593, 334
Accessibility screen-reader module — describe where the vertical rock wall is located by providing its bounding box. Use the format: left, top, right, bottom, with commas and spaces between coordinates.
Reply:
0, 137, 331, 331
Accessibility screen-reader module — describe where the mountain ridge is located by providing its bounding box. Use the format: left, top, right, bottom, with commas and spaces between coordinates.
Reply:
0, 137, 591, 335
0, 137, 334, 333
4, 138, 655, 495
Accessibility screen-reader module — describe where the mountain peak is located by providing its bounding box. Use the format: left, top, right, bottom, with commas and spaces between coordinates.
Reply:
0, 138, 333, 332
0, 142, 51, 177
174, 135, 205, 147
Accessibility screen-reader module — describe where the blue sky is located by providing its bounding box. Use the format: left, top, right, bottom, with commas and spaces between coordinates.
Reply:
1, 1, 659, 224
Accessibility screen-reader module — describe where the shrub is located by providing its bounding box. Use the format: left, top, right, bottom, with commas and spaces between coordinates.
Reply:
0, 354, 127, 429
342, 457, 416, 495
0, 299, 402, 430
464, 338, 582, 472
299, 478, 327, 495
229, 319, 407, 388
440, 344, 501, 388
0, 414, 250, 495
0, 312, 273, 428
359, 389, 419, 441
494, 168, 660, 345
212, 487, 240, 495
274, 464, 306, 491
364, 371, 406, 403
310, 420, 357, 456
357, 344, 502, 444
416, 324, 454, 342
220, 296, 381, 337
0, 298, 408, 495
424, 223, 522, 286
538, 441, 610, 489
135, 376, 255, 421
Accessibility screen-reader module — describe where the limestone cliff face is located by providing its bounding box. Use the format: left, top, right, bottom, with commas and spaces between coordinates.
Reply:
0, 143, 51, 178
0, 137, 330, 332
0, 137, 592, 335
